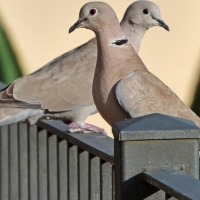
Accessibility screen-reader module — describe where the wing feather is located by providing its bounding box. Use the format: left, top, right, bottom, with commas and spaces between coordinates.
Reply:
0, 38, 97, 112
116, 69, 200, 126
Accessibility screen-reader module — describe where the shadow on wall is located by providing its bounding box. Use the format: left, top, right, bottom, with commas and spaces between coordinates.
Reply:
191, 55, 200, 116
0, 19, 22, 84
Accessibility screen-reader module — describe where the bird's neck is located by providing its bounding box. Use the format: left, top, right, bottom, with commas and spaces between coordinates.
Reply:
120, 20, 146, 53
94, 28, 147, 95
93, 28, 147, 125
95, 31, 133, 79
95, 25, 125, 45
95, 28, 146, 76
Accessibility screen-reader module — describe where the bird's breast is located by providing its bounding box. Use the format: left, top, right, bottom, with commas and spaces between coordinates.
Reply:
92, 68, 129, 125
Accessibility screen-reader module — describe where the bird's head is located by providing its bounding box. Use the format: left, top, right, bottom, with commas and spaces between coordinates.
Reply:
69, 1, 120, 34
122, 0, 169, 31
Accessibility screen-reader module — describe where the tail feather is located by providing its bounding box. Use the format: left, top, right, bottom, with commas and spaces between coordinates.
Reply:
0, 108, 44, 126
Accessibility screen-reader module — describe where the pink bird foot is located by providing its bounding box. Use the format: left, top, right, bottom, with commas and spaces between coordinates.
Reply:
65, 121, 107, 135
84, 123, 107, 135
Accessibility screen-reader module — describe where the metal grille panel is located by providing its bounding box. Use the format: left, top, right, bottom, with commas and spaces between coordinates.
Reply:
0, 122, 114, 200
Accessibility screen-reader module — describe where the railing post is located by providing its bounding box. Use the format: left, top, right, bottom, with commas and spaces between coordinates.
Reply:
113, 113, 200, 200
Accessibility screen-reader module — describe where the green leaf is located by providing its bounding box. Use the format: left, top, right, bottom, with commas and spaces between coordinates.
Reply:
0, 19, 22, 84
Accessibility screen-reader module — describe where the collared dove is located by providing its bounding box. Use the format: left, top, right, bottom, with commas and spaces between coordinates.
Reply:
0, 1, 168, 133
69, 1, 200, 127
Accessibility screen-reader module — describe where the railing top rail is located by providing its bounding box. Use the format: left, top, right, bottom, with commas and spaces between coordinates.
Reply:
142, 171, 200, 200
37, 120, 114, 163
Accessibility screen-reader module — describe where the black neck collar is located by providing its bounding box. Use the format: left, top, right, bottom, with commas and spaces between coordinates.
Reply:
112, 38, 128, 46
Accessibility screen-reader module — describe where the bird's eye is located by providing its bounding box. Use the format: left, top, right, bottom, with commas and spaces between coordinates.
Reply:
143, 9, 149, 15
90, 9, 96, 15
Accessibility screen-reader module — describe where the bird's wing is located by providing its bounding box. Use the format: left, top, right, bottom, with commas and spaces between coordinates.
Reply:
0, 38, 97, 112
115, 69, 200, 125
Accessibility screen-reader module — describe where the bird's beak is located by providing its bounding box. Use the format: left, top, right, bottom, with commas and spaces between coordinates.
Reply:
156, 19, 169, 31
69, 18, 86, 33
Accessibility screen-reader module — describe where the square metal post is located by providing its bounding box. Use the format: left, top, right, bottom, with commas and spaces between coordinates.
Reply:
113, 114, 200, 200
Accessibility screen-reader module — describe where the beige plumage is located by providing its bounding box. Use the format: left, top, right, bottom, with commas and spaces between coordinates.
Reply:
69, 1, 200, 127
0, 1, 168, 132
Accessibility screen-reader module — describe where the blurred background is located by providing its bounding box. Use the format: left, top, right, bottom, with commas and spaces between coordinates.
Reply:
0, 0, 200, 136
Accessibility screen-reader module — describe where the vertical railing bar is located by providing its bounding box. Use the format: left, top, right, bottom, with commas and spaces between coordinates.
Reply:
36, 130, 38, 200
68, 143, 78, 199
47, 132, 49, 200
89, 153, 91, 200
78, 148, 89, 200
88, 153, 90, 200
37, 127, 39, 200
38, 129, 48, 200
8, 125, 11, 199
48, 133, 59, 200
68, 141, 70, 200
47, 132, 50, 200
27, 124, 30, 200
18, 123, 21, 200
8, 125, 10, 200
29, 124, 39, 200
112, 167, 115, 200
27, 124, 31, 199
54, 134, 58, 199
27, 125, 30, 200
58, 139, 68, 200
17, 123, 20, 199
9, 123, 19, 200
56, 136, 60, 200
78, 148, 81, 200
101, 160, 113, 200
78, 148, 80, 200
90, 155, 101, 200
67, 142, 69, 200
46, 133, 50, 200
0, 126, 9, 199
100, 159, 103, 200
57, 138, 60, 200
17, 123, 20, 200
19, 122, 29, 200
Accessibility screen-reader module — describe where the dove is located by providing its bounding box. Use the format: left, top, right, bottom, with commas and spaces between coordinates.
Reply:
0, 1, 169, 133
69, 1, 200, 127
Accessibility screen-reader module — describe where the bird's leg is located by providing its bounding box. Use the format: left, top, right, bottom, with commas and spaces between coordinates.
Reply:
27, 112, 44, 125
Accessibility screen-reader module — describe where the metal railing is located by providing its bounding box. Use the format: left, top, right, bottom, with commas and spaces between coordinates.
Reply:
0, 120, 115, 200
1, 81, 200, 200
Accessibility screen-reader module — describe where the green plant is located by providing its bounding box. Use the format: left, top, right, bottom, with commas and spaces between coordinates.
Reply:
0, 19, 22, 84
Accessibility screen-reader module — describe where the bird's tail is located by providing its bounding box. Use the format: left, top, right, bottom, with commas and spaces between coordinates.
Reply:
0, 107, 43, 126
